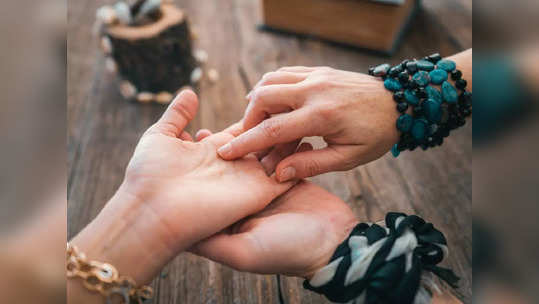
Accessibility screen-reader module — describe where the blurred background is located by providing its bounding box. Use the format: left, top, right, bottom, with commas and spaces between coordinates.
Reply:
1, 0, 538, 303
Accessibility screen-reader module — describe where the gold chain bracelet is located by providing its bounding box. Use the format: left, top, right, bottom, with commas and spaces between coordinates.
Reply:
66, 243, 153, 304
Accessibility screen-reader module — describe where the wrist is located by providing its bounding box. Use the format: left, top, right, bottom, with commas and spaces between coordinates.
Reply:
302, 218, 360, 280
70, 184, 175, 284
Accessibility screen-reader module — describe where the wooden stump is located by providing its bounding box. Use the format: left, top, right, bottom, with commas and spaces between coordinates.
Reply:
102, 3, 197, 103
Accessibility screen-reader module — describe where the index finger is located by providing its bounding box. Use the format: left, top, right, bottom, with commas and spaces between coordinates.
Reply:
217, 108, 319, 160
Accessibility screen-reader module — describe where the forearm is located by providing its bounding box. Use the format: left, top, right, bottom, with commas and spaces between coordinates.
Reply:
68, 186, 173, 303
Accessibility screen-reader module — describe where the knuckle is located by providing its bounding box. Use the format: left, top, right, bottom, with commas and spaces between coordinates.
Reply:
340, 157, 359, 171
314, 104, 335, 121
251, 87, 268, 105
307, 77, 332, 91
260, 119, 282, 139
171, 102, 194, 122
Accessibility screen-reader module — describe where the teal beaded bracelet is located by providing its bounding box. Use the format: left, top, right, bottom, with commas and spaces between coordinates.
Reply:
369, 53, 472, 157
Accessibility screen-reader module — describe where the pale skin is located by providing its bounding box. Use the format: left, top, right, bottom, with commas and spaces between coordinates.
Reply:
218, 49, 473, 182
67, 90, 357, 303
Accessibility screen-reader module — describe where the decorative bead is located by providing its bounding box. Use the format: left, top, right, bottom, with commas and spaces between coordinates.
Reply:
411, 119, 428, 141
384, 78, 402, 92
397, 140, 407, 151
393, 91, 405, 102
136, 92, 154, 103
368, 67, 375, 76
397, 102, 408, 113
429, 124, 439, 135
156, 91, 174, 104
194, 49, 209, 64
413, 105, 423, 117
398, 71, 409, 84
373, 63, 391, 77
436, 137, 444, 146
388, 65, 403, 77
459, 91, 472, 107
406, 61, 418, 74
412, 71, 430, 87
441, 81, 458, 103
437, 59, 456, 72
404, 89, 420, 106
428, 53, 442, 64
119, 81, 137, 99
455, 79, 467, 90
423, 98, 442, 123
190, 67, 203, 84
105, 57, 117, 74
450, 70, 462, 80
425, 86, 442, 103
429, 69, 448, 85
417, 60, 435, 71
391, 144, 400, 157
416, 87, 427, 99
408, 80, 418, 90
396, 114, 414, 132
208, 69, 220, 83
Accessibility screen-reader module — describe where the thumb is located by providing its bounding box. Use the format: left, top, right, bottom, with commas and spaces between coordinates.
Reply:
275, 145, 364, 182
147, 90, 199, 137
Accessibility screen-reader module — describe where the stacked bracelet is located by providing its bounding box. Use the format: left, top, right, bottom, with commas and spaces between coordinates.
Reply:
303, 213, 459, 304
368, 54, 472, 157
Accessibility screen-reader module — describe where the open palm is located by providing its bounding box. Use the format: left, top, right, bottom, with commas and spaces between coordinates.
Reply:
192, 181, 358, 278
115, 90, 294, 255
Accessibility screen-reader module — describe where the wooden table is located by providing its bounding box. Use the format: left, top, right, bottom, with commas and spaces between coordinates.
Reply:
68, 1, 472, 303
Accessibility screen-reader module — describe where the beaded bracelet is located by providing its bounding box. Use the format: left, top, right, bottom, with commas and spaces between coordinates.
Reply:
368, 53, 472, 157
303, 213, 459, 304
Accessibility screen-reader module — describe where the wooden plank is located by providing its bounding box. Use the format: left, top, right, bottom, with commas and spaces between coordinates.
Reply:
68, 0, 472, 303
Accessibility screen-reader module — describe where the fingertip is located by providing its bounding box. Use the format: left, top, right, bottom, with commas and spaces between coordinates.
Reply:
173, 89, 199, 114
180, 131, 194, 141
207, 132, 236, 151
195, 129, 212, 141
217, 142, 234, 159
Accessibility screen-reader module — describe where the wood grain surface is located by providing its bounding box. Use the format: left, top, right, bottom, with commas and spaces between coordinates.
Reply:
68, 0, 472, 303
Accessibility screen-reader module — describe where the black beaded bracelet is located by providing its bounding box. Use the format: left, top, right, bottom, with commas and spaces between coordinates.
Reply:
369, 53, 472, 157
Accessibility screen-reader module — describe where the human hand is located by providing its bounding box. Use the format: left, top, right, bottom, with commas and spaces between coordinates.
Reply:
71, 90, 294, 284
192, 180, 358, 279
217, 66, 399, 182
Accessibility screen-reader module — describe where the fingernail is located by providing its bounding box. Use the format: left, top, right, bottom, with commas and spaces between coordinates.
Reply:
246, 91, 252, 100
279, 167, 296, 182
218, 143, 232, 157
